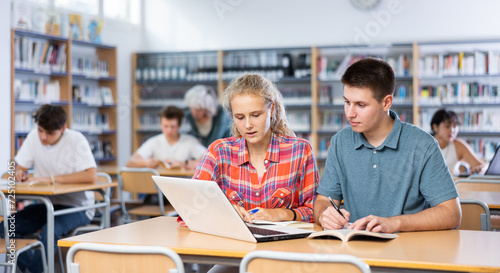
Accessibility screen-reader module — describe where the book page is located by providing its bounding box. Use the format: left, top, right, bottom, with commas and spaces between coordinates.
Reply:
308, 228, 398, 242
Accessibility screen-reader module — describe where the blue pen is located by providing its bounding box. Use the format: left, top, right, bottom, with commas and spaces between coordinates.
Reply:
249, 208, 259, 215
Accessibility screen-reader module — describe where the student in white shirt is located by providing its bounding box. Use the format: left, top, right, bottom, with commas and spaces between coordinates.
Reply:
2, 104, 97, 273
126, 105, 206, 170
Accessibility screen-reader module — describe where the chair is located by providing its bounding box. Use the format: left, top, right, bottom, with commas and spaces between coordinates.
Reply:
118, 167, 175, 222
66, 242, 184, 273
239, 250, 371, 273
459, 199, 491, 231
69, 172, 116, 236
0, 191, 48, 273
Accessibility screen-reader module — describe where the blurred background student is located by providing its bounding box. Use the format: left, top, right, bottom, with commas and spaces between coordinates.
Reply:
430, 108, 487, 176
184, 85, 231, 147
126, 105, 206, 170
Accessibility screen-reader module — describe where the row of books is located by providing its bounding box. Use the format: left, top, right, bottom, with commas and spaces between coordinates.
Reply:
281, 88, 312, 105
14, 78, 60, 103
139, 114, 191, 133
72, 112, 111, 133
14, 112, 34, 133
14, 36, 67, 73
417, 51, 498, 77
465, 139, 499, 161
139, 88, 187, 107
72, 56, 110, 78
85, 137, 114, 159
420, 109, 500, 133
136, 54, 218, 83
222, 52, 311, 80
419, 82, 500, 105
12, 0, 103, 43
73, 85, 114, 106
318, 54, 412, 80
287, 112, 311, 132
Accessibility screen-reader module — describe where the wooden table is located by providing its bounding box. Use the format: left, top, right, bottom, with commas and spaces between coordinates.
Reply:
459, 190, 500, 209
97, 165, 195, 177
59, 217, 500, 273
1, 181, 117, 273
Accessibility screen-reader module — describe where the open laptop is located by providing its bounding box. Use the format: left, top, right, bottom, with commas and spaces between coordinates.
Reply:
152, 176, 312, 243
485, 146, 500, 175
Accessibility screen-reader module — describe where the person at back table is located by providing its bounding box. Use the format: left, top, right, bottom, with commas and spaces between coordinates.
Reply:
126, 105, 206, 170
430, 108, 487, 176
314, 58, 461, 233
1, 104, 97, 273
184, 85, 232, 147
191, 74, 319, 273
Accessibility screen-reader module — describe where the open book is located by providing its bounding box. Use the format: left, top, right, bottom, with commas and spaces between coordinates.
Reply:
251, 220, 314, 230
308, 228, 398, 242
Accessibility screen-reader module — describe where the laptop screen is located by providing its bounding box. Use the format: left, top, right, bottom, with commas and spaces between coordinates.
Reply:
485, 146, 500, 175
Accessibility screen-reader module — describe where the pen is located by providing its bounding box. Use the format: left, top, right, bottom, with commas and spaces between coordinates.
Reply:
249, 208, 259, 215
328, 196, 345, 219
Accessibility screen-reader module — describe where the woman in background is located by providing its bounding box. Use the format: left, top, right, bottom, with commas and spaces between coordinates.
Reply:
430, 108, 486, 175
184, 85, 232, 147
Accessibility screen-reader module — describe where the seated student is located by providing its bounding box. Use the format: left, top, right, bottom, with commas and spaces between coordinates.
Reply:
126, 105, 206, 170
184, 85, 232, 147
1, 104, 97, 273
314, 58, 461, 233
192, 74, 319, 273
430, 108, 487, 176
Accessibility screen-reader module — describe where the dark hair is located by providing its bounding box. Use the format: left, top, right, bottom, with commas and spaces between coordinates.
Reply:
33, 104, 67, 131
159, 106, 184, 126
430, 108, 461, 136
341, 58, 395, 102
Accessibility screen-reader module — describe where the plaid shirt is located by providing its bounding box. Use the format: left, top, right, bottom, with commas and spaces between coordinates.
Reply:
193, 133, 319, 222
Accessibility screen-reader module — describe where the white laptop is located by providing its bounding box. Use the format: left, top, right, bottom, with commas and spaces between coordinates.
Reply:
485, 146, 500, 175
152, 176, 312, 243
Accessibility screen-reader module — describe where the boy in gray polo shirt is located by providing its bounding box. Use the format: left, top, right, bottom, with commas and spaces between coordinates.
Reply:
314, 58, 461, 233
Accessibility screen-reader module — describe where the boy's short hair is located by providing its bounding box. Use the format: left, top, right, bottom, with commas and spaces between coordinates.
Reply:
159, 106, 184, 126
33, 104, 67, 131
341, 58, 395, 102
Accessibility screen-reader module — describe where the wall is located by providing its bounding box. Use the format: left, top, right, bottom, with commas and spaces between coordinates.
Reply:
142, 0, 500, 51
1, 1, 11, 165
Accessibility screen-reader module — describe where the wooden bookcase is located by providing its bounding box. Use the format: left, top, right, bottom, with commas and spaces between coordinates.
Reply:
11, 29, 118, 166
131, 41, 500, 169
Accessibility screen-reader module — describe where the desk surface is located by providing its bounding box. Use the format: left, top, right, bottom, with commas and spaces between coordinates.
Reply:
459, 190, 500, 209
59, 217, 500, 272
0, 180, 117, 195
98, 165, 194, 177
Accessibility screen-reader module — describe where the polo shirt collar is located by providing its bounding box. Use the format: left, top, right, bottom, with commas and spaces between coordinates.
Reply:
237, 133, 280, 166
353, 110, 402, 150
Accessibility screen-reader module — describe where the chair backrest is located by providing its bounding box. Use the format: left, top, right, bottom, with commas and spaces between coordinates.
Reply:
95, 172, 113, 201
240, 250, 371, 273
455, 179, 500, 192
119, 167, 160, 194
66, 242, 184, 273
459, 199, 491, 231
0, 191, 10, 250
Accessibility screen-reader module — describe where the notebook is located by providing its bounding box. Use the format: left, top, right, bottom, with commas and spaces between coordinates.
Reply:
152, 176, 313, 243
485, 146, 500, 175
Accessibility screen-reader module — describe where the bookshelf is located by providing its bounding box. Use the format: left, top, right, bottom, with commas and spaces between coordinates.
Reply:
414, 40, 500, 161
11, 29, 118, 166
132, 51, 220, 152
131, 41, 500, 169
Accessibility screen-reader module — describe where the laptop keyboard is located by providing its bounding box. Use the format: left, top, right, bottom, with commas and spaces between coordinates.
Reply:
248, 226, 287, 236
